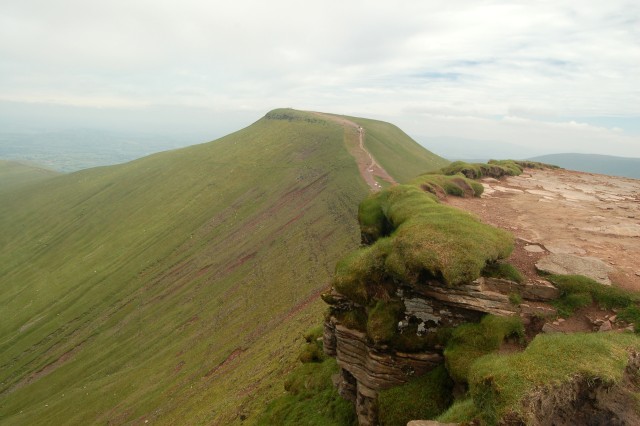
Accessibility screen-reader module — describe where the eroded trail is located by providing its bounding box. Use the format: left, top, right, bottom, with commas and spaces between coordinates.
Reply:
312, 112, 396, 191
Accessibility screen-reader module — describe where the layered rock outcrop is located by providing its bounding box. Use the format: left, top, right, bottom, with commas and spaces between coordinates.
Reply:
323, 277, 558, 425
322, 168, 564, 425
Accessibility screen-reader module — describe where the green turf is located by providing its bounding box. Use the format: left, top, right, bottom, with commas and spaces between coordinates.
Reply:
338, 115, 449, 182
444, 315, 525, 383
255, 357, 357, 426
412, 173, 484, 198
0, 108, 450, 425
255, 326, 356, 425
378, 365, 453, 426
468, 332, 640, 424
338, 185, 513, 293
434, 159, 557, 181
548, 274, 640, 318
482, 262, 524, 284
0, 160, 59, 194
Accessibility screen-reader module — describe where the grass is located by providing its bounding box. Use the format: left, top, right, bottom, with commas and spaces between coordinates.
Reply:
444, 315, 525, 383
366, 300, 403, 344
339, 115, 450, 182
482, 262, 524, 283
334, 308, 368, 332
333, 240, 394, 305
0, 159, 59, 194
377, 365, 453, 426
434, 159, 557, 181
548, 274, 640, 318
256, 357, 357, 426
467, 332, 640, 425
0, 108, 450, 425
298, 325, 326, 363
436, 398, 478, 424
0, 107, 447, 425
436, 160, 523, 179
336, 185, 513, 293
331, 180, 513, 352
412, 173, 484, 198
508, 159, 560, 170
256, 326, 356, 425
618, 306, 640, 332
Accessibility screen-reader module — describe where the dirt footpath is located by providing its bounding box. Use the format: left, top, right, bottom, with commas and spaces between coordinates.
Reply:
445, 168, 640, 290
311, 112, 396, 191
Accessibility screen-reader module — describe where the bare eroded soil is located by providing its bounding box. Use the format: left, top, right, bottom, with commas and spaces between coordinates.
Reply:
446, 168, 640, 291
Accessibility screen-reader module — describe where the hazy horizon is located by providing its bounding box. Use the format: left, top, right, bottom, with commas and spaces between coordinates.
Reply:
2, 1, 639, 159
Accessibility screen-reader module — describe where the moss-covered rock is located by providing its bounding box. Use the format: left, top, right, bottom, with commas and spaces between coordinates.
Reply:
334, 185, 514, 295
366, 300, 403, 344
444, 315, 524, 383
468, 332, 640, 425
378, 365, 453, 426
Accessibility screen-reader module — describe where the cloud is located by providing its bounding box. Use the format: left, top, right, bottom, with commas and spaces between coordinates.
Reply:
1, 0, 639, 156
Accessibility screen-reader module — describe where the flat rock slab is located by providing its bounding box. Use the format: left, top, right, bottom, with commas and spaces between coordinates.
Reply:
536, 253, 613, 285
492, 185, 524, 194
545, 242, 586, 255
524, 244, 545, 253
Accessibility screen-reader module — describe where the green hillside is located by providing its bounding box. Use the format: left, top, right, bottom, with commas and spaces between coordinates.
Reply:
0, 109, 442, 424
0, 160, 59, 193
341, 115, 449, 181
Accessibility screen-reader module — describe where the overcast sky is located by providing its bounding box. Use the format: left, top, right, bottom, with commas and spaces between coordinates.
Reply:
1, 0, 639, 157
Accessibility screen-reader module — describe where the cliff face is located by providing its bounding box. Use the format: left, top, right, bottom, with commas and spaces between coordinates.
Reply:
323, 276, 558, 425
321, 163, 640, 425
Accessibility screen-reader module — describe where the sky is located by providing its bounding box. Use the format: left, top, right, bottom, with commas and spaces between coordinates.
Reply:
1, 0, 639, 158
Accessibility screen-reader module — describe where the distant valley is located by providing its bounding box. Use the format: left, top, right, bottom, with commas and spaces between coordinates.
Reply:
529, 153, 640, 179
0, 129, 202, 172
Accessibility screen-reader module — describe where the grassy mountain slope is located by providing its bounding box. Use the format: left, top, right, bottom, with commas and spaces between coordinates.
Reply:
340, 115, 449, 181
0, 160, 59, 193
0, 109, 442, 425
529, 153, 640, 179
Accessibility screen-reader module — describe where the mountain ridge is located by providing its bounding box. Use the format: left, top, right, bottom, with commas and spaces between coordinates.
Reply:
0, 109, 445, 424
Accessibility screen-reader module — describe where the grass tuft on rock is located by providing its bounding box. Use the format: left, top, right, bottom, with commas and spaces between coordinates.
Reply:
366, 300, 403, 344
299, 326, 326, 363
436, 398, 479, 424
436, 160, 523, 179
332, 239, 394, 305
433, 159, 557, 181
378, 365, 453, 426
548, 274, 640, 318
482, 262, 524, 283
358, 192, 392, 244
444, 315, 525, 383
335, 185, 513, 293
412, 174, 484, 198
467, 332, 640, 425
334, 308, 368, 332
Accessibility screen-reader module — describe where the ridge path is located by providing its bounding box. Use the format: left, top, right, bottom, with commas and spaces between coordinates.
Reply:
312, 112, 396, 192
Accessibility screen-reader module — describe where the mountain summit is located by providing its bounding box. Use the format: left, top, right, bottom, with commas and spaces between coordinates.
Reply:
0, 109, 446, 424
